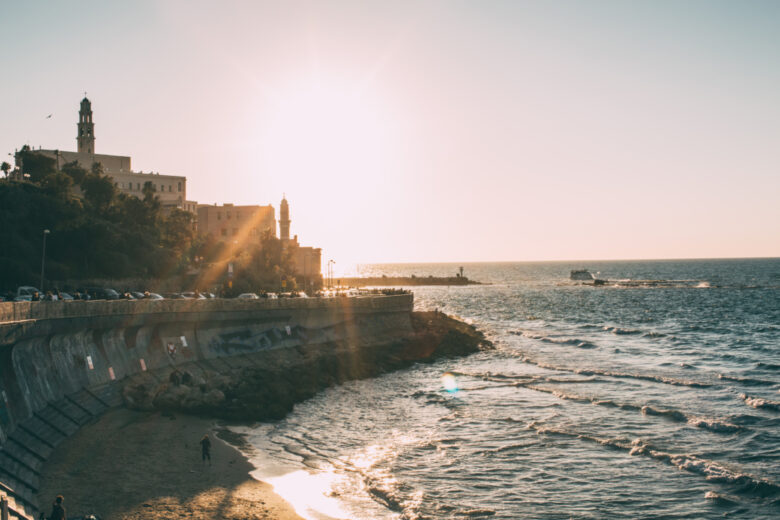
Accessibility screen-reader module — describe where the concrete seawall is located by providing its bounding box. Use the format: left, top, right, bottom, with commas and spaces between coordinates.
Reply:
0, 294, 413, 519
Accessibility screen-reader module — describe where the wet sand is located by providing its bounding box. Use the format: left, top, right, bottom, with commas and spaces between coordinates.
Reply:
36, 408, 303, 520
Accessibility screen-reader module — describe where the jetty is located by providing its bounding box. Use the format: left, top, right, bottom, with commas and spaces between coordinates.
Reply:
338, 275, 482, 287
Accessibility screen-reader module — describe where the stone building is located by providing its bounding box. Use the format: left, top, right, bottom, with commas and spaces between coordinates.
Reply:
278, 196, 322, 285
196, 203, 276, 240
16, 97, 190, 211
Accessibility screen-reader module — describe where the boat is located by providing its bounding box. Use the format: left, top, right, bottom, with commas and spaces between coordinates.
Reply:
570, 269, 594, 281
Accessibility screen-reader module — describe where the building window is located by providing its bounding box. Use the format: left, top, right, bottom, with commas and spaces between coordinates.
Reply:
217, 212, 222, 220
137, 183, 140, 190
221, 228, 227, 236
178, 182, 181, 192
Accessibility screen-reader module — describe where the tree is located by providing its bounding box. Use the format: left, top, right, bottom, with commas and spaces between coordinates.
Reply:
0, 162, 10, 178
162, 209, 194, 252
16, 148, 56, 182
41, 172, 73, 198
61, 161, 87, 185
81, 173, 116, 213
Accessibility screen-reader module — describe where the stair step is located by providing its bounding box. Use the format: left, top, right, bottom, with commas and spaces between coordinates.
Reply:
8, 431, 52, 460
0, 472, 36, 505
36, 407, 78, 436
0, 453, 39, 491
69, 389, 108, 416
55, 397, 91, 426
1, 444, 42, 474
20, 417, 66, 448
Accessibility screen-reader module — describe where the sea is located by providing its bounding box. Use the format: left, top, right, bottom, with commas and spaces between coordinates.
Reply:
235, 259, 780, 519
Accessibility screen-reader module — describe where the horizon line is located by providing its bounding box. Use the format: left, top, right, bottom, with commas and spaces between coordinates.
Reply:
347, 255, 780, 265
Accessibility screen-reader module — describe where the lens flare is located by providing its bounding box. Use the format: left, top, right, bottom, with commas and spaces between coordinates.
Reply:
441, 372, 458, 393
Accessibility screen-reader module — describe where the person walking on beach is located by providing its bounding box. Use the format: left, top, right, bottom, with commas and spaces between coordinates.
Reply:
200, 433, 212, 466
48, 495, 66, 520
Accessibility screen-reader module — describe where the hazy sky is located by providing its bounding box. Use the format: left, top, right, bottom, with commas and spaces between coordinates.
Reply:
2, 0, 779, 265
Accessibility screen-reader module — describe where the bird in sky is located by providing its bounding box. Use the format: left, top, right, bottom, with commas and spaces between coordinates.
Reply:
46, 114, 52, 119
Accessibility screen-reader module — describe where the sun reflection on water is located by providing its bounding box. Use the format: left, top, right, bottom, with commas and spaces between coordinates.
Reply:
441, 372, 458, 393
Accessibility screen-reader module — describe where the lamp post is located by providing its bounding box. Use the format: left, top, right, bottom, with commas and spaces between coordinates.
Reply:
328, 260, 335, 289
40, 229, 50, 291
303, 253, 309, 294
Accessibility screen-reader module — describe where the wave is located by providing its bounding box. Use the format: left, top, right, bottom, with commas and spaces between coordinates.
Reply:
704, 491, 739, 506
719, 374, 778, 387
741, 394, 780, 412
687, 417, 742, 434
755, 362, 780, 371
574, 368, 711, 388
460, 508, 497, 517
527, 425, 779, 497
514, 354, 712, 388
522, 384, 740, 433
603, 326, 642, 335
520, 332, 599, 349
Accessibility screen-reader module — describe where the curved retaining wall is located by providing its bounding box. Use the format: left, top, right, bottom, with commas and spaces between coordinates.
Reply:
0, 294, 413, 519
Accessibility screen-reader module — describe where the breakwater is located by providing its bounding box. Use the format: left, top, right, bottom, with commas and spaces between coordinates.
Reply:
339, 276, 482, 287
0, 295, 489, 519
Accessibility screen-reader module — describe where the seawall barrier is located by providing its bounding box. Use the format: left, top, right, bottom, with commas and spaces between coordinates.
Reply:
0, 294, 413, 519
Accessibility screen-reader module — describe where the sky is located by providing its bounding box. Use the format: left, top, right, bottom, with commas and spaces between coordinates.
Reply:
1, 0, 779, 266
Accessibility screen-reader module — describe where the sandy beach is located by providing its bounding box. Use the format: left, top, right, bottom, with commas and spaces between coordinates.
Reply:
35, 408, 303, 520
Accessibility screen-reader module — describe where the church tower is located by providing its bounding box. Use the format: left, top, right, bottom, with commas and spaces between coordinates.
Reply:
279, 196, 291, 241
77, 96, 95, 154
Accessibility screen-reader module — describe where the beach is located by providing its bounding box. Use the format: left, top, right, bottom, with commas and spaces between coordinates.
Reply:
35, 408, 303, 520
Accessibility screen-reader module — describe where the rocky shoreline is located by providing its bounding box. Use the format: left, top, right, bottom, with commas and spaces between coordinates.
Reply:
122, 311, 492, 422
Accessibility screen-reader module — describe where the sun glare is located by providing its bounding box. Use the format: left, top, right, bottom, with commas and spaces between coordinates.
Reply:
442, 372, 458, 393
259, 81, 398, 194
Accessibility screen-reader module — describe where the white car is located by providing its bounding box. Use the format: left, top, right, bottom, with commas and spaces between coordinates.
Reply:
14, 286, 40, 301
237, 293, 259, 299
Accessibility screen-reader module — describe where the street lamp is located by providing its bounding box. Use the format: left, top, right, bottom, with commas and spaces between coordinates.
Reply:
303, 253, 309, 294
328, 260, 335, 289
40, 229, 50, 291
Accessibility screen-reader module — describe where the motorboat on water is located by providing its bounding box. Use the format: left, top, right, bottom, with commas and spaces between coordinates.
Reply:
570, 269, 595, 281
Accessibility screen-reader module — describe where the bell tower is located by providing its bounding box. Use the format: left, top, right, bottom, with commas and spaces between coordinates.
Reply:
279, 195, 291, 241
77, 96, 95, 154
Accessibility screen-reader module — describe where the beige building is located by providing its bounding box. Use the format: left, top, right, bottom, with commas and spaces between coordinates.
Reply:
197, 203, 276, 240
17, 97, 189, 210
278, 196, 322, 283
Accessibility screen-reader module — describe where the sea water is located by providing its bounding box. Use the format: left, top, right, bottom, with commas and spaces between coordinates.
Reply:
241, 259, 780, 519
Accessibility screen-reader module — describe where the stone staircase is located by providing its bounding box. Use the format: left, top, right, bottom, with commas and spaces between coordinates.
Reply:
0, 384, 122, 520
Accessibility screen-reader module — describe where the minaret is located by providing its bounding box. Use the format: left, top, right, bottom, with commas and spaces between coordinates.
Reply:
279, 195, 291, 241
77, 96, 95, 154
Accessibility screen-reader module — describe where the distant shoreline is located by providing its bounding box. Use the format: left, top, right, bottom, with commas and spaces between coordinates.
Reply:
338, 276, 483, 287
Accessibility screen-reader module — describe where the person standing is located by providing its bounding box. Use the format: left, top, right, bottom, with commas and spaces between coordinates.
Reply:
200, 434, 212, 466
48, 495, 66, 520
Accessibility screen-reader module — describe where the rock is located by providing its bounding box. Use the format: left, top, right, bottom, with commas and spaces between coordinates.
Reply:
121, 311, 490, 422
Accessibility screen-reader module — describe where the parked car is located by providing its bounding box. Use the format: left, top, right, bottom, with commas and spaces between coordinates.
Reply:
14, 286, 40, 301
163, 293, 187, 299
84, 287, 121, 300
181, 291, 207, 299
147, 292, 165, 300
58, 292, 75, 301
237, 293, 260, 299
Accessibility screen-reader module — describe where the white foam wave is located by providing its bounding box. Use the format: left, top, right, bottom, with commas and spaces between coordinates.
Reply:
529, 426, 779, 497
740, 393, 780, 411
